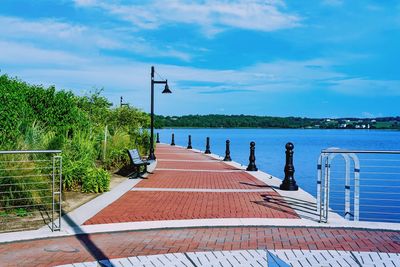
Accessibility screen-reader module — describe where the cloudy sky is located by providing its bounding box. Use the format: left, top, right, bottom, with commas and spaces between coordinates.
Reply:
1, 0, 399, 117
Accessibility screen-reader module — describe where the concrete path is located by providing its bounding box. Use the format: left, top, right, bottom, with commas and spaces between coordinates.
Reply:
1, 143, 400, 266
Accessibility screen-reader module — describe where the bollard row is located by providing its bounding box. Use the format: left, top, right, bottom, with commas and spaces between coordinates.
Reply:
159, 133, 298, 190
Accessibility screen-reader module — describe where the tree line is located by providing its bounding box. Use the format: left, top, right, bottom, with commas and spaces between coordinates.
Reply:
155, 114, 400, 129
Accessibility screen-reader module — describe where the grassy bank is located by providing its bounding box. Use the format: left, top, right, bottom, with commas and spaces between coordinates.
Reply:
0, 74, 150, 216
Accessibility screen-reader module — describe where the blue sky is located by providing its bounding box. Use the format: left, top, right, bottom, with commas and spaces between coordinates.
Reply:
0, 0, 399, 117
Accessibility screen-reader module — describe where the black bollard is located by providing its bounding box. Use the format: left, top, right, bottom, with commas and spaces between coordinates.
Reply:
246, 141, 258, 171
187, 135, 193, 149
156, 133, 160, 143
279, 142, 299, 191
223, 140, 232, 161
171, 133, 175, 146
205, 137, 211, 154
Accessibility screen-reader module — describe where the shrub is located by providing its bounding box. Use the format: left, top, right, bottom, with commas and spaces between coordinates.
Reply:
81, 167, 110, 193
103, 129, 131, 169
62, 131, 97, 191
0, 74, 150, 197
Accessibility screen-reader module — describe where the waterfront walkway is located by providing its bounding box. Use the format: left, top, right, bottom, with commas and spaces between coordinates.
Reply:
1, 144, 400, 266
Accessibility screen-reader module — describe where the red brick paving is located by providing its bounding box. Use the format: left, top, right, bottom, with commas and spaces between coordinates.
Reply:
156, 160, 239, 170
1, 226, 400, 267
3, 144, 400, 266
85, 144, 298, 224
156, 153, 214, 160
84, 191, 297, 225
136, 170, 267, 189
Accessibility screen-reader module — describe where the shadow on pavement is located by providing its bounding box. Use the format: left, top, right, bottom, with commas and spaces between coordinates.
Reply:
253, 194, 319, 220
62, 210, 111, 265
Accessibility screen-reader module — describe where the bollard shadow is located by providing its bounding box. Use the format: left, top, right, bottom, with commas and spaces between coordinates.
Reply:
61, 209, 112, 265
253, 194, 320, 221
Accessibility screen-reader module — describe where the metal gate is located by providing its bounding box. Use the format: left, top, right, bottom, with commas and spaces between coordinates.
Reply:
0, 150, 62, 232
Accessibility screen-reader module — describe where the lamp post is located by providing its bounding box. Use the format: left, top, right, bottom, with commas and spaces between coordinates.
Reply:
120, 96, 129, 107
148, 66, 171, 160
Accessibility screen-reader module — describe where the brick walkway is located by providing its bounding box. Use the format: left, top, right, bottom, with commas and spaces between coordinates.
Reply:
1, 226, 400, 266
2, 144, 400, 266
135, 170, 267, 189
84, 144, 298, 225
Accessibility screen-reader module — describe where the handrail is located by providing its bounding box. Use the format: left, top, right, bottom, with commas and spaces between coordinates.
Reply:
0, 150, 61, 154
318, 148, 400, 224
321, 149, 400, 154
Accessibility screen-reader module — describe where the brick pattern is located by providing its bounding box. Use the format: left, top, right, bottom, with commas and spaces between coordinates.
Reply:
156, 161, 239, 170
84, 191, 297, 225
155, 153, 214, 160
85, 144, 297, 225
135, 170, 267, 189
1, 227, 400, 267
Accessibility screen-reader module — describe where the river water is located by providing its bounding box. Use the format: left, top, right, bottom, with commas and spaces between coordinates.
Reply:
156, 128, 400, 222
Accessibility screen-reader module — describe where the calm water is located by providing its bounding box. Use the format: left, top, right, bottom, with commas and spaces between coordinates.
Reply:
156, 128, 400, 222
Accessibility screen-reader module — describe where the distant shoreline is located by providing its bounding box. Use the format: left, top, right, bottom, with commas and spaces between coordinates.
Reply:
155, 114, 400, 130
156, 127, 400, 131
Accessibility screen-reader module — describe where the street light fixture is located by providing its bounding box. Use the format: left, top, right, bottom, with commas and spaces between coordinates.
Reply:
120, 96, 129, 107
148, 66, 171, 160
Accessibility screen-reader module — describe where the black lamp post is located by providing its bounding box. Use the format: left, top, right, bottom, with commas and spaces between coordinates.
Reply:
148, 66, 171, 160
120, 96, 129, 107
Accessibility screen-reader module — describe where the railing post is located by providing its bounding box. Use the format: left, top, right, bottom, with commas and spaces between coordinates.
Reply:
279, 142, 298, 191
223, 140, 232, 161
187, 135, 192, 149
171, 133, 175, 146
205, 137, 211, 154
246, 141, 258, 171
156, 133, 160, 143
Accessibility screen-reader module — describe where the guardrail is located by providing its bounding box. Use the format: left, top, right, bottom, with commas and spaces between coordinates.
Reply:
0, 150, 62, 232
317, 148, 400, 223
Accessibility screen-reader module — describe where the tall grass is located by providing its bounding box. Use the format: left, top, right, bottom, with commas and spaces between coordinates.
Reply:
0, 123, 56, 214
0, 75, 150, 197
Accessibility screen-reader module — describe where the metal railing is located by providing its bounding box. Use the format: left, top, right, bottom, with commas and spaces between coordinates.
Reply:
0, 150, 62, 232
317, 148, 400, 223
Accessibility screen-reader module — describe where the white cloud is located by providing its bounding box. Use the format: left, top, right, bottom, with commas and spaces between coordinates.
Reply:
73, 0, 301, 36
0, 41, 88, 66
329, 78, 400, 96
2, 34, 396, 102
0, 16, 192, 61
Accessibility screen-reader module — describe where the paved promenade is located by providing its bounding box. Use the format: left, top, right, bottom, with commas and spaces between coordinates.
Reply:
1, 144, 400, 266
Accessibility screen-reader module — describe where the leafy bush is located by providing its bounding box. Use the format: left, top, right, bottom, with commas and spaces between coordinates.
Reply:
0, 75, 88, 148
62, 131, 97, 191
82, 167, 110, 193
103, 129, 131, 169
0, 74, 150, 197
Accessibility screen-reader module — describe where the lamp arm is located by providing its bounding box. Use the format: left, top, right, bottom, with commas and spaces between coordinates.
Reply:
153, 80, 167, 84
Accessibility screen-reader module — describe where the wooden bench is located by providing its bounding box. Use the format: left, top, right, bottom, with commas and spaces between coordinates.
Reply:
127, 149, 150, 178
